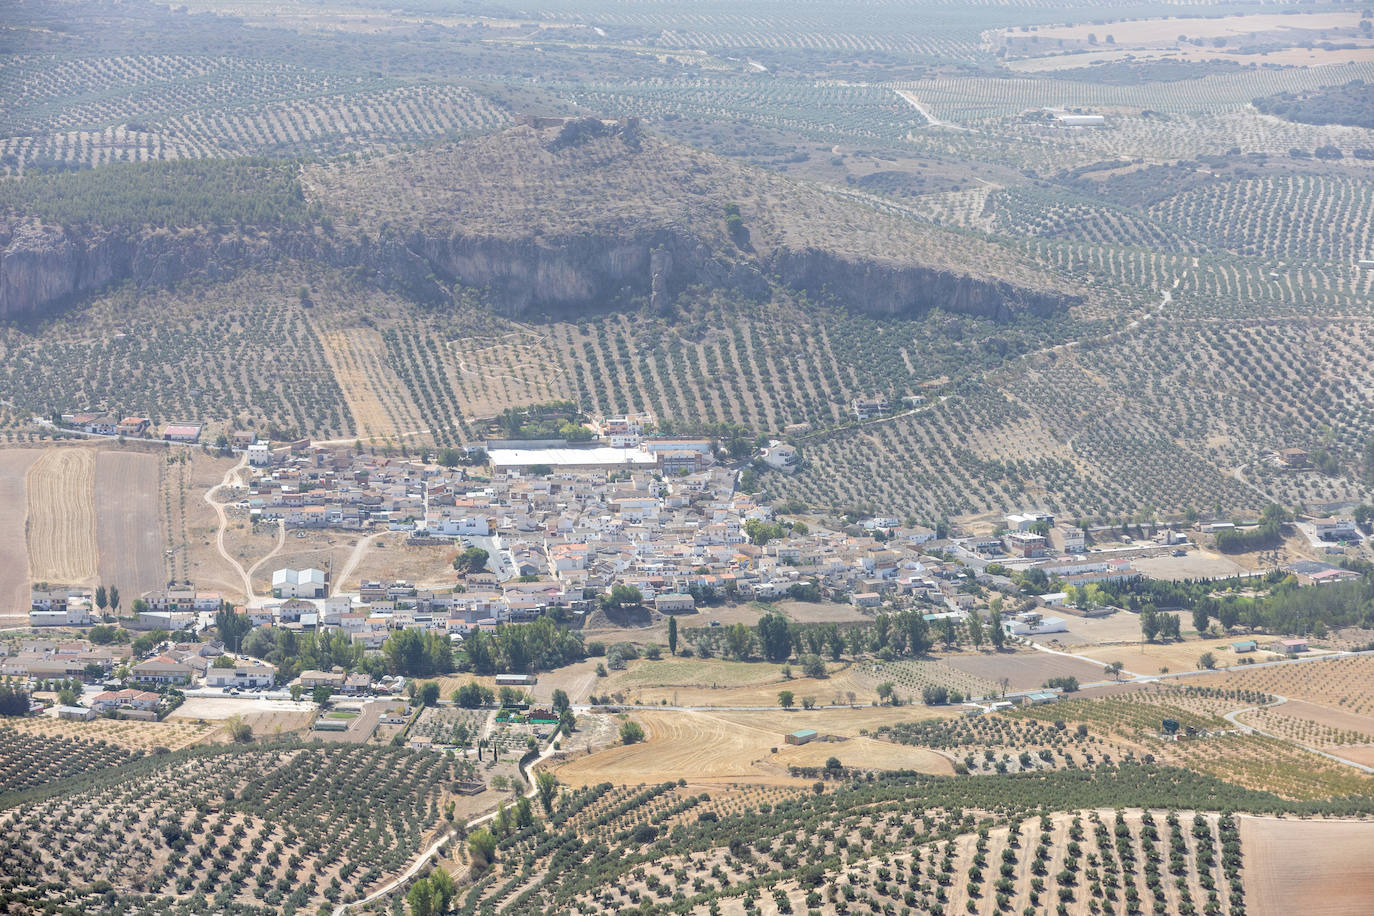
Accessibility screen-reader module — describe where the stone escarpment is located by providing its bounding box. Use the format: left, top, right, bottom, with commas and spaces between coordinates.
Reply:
0, 219, 1075, 322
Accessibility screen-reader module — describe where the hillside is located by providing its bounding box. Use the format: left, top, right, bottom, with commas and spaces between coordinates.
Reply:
0, 120, 1079, 323
307, 118, 1075, 318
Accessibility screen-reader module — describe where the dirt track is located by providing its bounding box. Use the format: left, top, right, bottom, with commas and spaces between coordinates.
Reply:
96, 450, 165, 601
0, 450, 42, 615
26, 448, 98, 585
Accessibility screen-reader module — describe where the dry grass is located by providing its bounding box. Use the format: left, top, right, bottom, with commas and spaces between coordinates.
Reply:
596, 657, 876, 707
1078, 636, 1283, 674
26, 447, 98, 585
553, 708, 951, 788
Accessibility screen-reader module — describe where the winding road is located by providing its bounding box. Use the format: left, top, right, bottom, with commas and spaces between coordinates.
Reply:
331, 738, 562, 915
1223, 693, 1374, 774
204, 454, 253, 599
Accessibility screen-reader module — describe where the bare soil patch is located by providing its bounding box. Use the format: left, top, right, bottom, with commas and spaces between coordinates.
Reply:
943, 650, 1106, 691
26, 447, 98, 585
95, 450, 165, 601
0, 450, 41, 615
1242, 816, 1374, 916
1080, 636, 1283, 674
1134, 551, 1248, 581
553, 708, 950, 787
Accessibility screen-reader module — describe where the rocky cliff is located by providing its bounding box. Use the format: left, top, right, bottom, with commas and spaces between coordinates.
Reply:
0, 218, 1074, 323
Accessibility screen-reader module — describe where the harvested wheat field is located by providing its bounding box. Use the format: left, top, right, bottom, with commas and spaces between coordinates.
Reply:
0, 449, 42, 617
318, 327, 426, 443
95, 450, 165, 601
554, 708, 951, 788
1242, 816, 1374, 916
26, 448, 98, 585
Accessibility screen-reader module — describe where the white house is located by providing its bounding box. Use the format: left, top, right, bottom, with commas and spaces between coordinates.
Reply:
1002, 612, 1068, 637
272, 568, 326, 599
760, 443, 799, 473
424, 514, 490, 537
1006, 511, 1054, 532
247, 442, 273, 466
204, 660, 277, 689
1314, 517, 1359, 542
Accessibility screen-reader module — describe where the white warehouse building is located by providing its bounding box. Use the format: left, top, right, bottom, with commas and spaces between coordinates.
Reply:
272, 568, 327, 599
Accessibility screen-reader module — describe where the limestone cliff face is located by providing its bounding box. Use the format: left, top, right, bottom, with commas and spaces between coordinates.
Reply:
0, 219, 1073, 323
0, 221, 279, 319
767, 248, 1071, 320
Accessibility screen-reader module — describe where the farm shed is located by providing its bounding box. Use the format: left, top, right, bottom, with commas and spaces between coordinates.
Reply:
1232, 640, 1257, 653
1280, 639, 1308, 655
495, 673, 537, 686
56, 705, 94, 721
1022, 690, 1059, 706
786, 729, 818, 746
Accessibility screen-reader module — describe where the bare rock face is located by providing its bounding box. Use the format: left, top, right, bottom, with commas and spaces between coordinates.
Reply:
0, 218, 1074, 324
0, 223, 108, 318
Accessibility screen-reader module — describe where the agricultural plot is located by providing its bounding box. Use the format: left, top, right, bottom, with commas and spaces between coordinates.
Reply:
1078, 636, 1283, 675
1243, 816, 1374, 916
95, 450, 165, 602
1238, 698, 1374, 750
554, 708, 949, 788
0, 450, 40, 618
25, 447, 98, 586
0, 715, 211, 752
1194, 655, 1374, 717
0, 53, 509, 174
0, 743, 465, 914
894, 61, 1374, 124
0, 726, 132, 796
860, 657, 1001, 704
1158, 732, 1374, 801
317, 327, 427, 444
411, 707, 490, 748
448, 761, 1296, 916
943, 650, 1107, 693
0, 272, 355, 440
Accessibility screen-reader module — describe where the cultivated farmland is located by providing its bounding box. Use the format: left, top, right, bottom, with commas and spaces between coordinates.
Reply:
1243, 817, 1374, 916
0, 450, 41, 618
95, 450, 166, 601
25, 447, 98, 585
0, 743, 469, 914
554, 708, 952, 788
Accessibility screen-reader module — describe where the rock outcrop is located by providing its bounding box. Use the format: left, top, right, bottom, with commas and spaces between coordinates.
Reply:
0, 218, 1075, 323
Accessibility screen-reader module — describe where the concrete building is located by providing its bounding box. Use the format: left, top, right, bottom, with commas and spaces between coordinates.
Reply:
272, 568, 327, 599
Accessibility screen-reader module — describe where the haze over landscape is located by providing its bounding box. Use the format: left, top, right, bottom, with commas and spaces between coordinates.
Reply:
4, 0, 1374, 913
